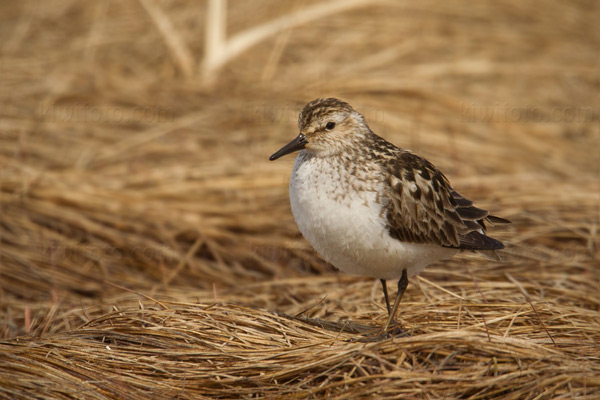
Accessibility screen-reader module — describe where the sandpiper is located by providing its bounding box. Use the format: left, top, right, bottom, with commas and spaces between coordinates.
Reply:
270, 98, 508, 332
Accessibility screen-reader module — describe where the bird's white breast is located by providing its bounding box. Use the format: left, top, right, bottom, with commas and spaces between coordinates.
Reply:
289, 152, 456, 280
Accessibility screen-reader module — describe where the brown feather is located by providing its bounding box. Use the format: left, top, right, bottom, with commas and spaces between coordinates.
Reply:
367, 134, 508, 251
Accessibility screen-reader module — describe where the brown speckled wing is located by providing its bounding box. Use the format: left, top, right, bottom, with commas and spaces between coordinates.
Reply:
373, 136, 507, 250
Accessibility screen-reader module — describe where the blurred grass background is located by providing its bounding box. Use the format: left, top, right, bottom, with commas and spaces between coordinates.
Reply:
0, 0, 599, 398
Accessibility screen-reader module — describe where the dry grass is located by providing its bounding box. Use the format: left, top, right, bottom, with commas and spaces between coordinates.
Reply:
1, 0, 599, 398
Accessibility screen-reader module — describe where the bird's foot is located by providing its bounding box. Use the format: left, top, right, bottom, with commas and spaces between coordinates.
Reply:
384, 324, 409, 338
347, 321, 409, 342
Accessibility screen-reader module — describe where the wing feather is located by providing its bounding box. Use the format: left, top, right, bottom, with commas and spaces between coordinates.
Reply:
379, 147, 508, 250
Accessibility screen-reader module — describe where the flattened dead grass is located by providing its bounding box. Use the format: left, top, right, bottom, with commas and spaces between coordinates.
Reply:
0, 0, 599, 398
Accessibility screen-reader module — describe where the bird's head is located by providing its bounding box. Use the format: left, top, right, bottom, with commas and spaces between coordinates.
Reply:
269, 98, 370, 160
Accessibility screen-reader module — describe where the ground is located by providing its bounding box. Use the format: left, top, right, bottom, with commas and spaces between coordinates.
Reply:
0, 1, 599, 398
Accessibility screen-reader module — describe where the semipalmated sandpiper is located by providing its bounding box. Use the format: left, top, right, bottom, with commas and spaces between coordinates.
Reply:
270, 98, 509, 333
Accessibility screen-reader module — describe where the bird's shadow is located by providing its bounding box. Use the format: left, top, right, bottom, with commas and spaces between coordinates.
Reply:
278, 313, 410, 342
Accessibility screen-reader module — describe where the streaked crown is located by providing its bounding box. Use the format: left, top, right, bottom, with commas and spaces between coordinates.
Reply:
297, 98, 370, 154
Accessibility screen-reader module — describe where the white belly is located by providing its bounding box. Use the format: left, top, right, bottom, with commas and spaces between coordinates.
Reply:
289, 153, 456, 280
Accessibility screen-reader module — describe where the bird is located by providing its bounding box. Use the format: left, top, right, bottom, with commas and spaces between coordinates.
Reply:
269, 98, 509, 333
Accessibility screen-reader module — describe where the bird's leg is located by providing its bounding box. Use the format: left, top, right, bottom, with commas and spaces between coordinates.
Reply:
383, 268, 408, 332
379, 279, 391, 316
351, 273, 409, 343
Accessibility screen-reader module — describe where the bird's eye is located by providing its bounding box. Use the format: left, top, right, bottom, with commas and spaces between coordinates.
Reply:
325, 122, 336, 130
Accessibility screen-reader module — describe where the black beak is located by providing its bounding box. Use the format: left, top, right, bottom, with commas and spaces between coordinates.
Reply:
269, 133, 307, 161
